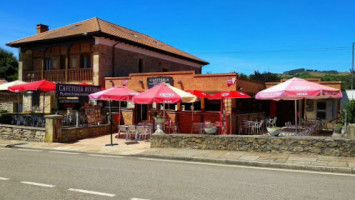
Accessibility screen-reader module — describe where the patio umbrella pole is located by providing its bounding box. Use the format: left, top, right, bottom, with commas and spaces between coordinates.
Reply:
106, 100, 118, 146
294, 99, 298, 135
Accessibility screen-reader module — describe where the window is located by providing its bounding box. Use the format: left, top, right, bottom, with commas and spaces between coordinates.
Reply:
45, 58, 52, 71
70, 55, 79, 69
182, 102, 201, 111
138, 59, 143, 72
32, 92, 40, 107
205, 99, 221, 111
60, 56, 66, 69
162, 68, 168, 72
316, 101, 327, 120
81, 54, 91, 69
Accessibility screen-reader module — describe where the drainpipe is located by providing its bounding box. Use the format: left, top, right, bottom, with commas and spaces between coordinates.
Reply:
112, 42, 120, 77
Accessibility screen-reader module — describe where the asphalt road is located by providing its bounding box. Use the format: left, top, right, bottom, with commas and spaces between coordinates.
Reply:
0, 147, 354, 200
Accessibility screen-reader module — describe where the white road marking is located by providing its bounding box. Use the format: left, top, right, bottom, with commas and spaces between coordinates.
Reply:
49, 151, 79, 155
131, 198, 150, 200
20, 181, 55, 188
88, 154, 123, 158
138, 158, 355, 177
17, 149, 42, 152
0, 177, 9, 181
68, 188, 116, 197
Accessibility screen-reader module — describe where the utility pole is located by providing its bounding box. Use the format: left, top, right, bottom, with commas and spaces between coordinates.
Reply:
352, 42, 354, 89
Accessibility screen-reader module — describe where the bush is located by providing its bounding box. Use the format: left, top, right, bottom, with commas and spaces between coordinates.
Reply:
343, 100, 355, 124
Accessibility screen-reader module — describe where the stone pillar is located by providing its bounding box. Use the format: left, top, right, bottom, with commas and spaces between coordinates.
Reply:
345, 124, 355, 139
44, 115, 63, 142
18, 48, 23, 81
93, 54, 99, 85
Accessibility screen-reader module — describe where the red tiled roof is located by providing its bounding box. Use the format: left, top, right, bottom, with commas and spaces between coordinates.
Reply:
7, 17, 208, 65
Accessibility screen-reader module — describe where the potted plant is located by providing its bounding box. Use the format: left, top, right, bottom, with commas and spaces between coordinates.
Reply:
333, 123, 342, 134
204, 123, 217, 135
267, 126, 281, 136
153, 111, 166, 134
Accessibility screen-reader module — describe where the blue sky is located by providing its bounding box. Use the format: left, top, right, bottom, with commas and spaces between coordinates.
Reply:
1, 0, 354, 75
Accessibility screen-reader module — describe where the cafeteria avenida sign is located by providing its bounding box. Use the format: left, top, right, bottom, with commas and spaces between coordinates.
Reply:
147, 76, 173, 89
56, 84, 101, 97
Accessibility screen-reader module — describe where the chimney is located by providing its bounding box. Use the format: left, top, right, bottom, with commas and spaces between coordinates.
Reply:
36, 24, 49, 34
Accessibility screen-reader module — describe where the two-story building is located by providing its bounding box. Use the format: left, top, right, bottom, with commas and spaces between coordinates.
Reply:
7, 17, 209, 86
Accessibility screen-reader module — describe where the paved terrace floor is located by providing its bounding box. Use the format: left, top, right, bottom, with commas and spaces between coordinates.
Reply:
1, 134, 355, 174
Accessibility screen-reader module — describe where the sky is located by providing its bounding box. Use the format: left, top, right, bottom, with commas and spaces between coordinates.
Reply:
1, 0, 355, 75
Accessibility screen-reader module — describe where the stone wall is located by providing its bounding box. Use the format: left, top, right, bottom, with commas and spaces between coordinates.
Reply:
0, 124, 45, 142
60, 124, 113, 142
151, 134, 355, 157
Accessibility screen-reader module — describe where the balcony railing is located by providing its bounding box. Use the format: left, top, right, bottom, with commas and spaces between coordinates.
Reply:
23, 71, 42, 82
22, 68, 92, 82
68, 68, 92, 82
44, 70, 66, 82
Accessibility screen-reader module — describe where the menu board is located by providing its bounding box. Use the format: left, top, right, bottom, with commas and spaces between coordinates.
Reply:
83, 104, 101, 124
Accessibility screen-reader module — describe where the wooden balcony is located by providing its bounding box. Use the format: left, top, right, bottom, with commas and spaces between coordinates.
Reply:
68, 68, 92, 82
44, 70, 66, 82
23, 71, 42, 82
22, 68, 93, 83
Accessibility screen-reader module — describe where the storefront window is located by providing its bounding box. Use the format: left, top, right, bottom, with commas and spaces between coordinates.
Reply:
181, 102, 201, 111
205, 99, 220, 111
81, 54, 91, 68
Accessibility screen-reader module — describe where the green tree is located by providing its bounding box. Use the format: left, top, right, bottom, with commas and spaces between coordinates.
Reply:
343, 100, 355, 124
249, 70, 281, 82
0, 48, 18, 81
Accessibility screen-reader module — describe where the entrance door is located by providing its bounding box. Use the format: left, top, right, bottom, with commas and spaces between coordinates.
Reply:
137, 104, 148, 122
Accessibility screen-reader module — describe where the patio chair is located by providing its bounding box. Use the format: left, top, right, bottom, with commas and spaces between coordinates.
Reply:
215, 121, 222, 134
239, 120, 249, 135
138, 126, 151, 141
191, 123, 203, 134
127, 125, 138, 140
251, 121, 263, 135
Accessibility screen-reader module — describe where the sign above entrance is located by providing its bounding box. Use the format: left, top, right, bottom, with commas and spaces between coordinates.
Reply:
56, 84, 101, 97
147, 76, 173, 89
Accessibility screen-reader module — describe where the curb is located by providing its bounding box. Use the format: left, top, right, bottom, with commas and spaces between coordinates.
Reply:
2, 143, 354, 175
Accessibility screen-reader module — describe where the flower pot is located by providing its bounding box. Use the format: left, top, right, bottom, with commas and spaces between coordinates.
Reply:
204, 127, 217, 135
334, 125, 342, 133
267, 127, 281, 136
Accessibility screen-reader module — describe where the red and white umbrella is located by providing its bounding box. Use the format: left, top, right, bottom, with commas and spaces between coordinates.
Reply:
133, 83, 196, 104
89, 87, 139, 145
256, 77, 343, 134
255, 77, 342, 100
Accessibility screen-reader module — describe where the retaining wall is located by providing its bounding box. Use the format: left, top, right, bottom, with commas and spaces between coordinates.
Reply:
60, 125, 113, 142
151, 134, 355, 157
0, 124, 45, 142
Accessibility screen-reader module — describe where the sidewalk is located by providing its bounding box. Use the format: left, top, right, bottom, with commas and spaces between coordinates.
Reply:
1, 137, 355, 174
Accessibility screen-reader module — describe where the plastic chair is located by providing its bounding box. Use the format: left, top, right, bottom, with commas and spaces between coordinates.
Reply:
127, 125, 137, 140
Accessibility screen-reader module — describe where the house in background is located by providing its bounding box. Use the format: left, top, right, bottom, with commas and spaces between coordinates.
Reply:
6, 17, 209, 86
341, 90, 355, 109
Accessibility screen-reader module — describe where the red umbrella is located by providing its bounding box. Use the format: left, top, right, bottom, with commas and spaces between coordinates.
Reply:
186, 90, 211, 98
209, 91, 250, 99
209, 91, 251, 135
9, 80, 56, 93
79, 82, 92, 86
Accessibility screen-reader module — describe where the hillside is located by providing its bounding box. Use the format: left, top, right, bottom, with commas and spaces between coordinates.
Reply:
281, 71, 352, 90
